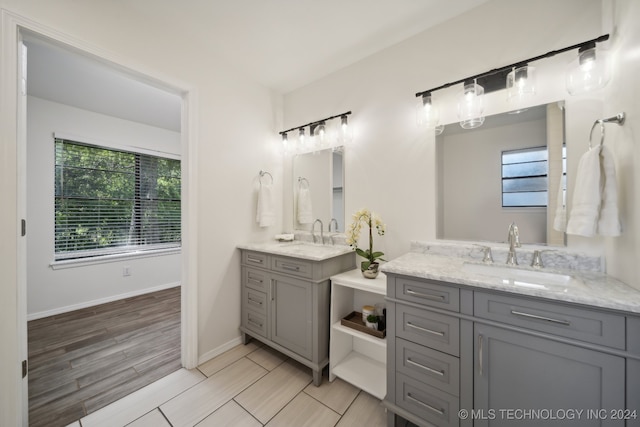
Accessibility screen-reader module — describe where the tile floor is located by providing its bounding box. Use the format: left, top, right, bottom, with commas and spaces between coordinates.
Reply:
64, 341, 388, 427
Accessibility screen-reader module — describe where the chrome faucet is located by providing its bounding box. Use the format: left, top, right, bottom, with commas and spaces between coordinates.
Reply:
328, 218, 339, 233
506, 222, 521, 265
312, 219, 324, 244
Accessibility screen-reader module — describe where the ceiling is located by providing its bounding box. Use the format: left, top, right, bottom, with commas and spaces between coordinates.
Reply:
25, 0, 489, 132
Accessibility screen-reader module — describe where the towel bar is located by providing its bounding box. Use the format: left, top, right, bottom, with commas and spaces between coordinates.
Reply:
298, 177, 310, 188
259, 170, 273, 185
589, 113, 625, 148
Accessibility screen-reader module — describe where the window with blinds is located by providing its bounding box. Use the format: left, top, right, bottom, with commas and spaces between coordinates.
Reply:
54, 139, 181, 260
501, 146, 549, 208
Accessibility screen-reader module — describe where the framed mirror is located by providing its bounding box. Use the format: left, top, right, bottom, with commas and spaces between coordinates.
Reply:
436, 102, 566, 246
293, 147, 345, 232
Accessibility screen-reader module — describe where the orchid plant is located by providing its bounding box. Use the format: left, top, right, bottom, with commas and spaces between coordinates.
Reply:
345, 208, 386, 271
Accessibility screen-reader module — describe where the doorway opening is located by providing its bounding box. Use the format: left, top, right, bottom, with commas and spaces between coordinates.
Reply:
17, 26, 194, 426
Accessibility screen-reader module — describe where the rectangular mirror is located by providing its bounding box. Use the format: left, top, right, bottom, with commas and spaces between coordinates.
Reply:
293, 147, 345, 232
436, 102, 566, 245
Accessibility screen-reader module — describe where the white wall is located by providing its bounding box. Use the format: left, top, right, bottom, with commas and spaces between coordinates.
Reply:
602, 0, 640, 289
283, 0, 605, 265
26, 96, 181, 318
0, 1, 283, 418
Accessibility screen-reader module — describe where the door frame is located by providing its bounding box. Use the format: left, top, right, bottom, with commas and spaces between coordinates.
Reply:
1, 9, 199, 425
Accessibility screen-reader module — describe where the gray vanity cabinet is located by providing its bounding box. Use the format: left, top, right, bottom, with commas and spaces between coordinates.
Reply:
240, 249, 355, 386
474, 323, 625, 427
270, 273, 313, 359
384, 273, 640, 427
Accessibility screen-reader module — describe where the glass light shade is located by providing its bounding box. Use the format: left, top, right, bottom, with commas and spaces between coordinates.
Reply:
338, 116, 353, 143
506, 65, 536, 105
566, 46, 611, 95
298, 128, 306, 146
416, 94, 440, 128
457, 81, 485, 129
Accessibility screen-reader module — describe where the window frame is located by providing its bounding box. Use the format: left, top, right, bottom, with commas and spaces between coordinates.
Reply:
53, 137, 182, 263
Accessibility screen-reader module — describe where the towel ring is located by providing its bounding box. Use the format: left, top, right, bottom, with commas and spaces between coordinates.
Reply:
259, 170, 273, 185
589, 113, 625, 149
298, 177, 310, 189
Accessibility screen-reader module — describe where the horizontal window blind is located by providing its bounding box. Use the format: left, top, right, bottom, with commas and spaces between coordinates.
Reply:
54, 139, 181, 260
501, 146, 548, 208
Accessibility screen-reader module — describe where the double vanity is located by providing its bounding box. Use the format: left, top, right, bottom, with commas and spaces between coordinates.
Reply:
238, 239, 640, 426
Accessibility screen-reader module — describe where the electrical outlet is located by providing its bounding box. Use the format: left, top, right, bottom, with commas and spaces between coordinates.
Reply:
123, 266, 131, 277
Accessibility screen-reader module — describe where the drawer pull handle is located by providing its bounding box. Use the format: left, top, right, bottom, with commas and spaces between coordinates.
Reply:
248, 278, 263, 285
406, 288, 445, 301
510, 310, 571, 326
247, 256, 263, 264
281, 264, 301, 272
406, 322, 445, 337
248, 297, 263, 306
407, 393, 444, 416
407, 358, 444, 376
248, 318, 263, 328
478, 334, 483, 377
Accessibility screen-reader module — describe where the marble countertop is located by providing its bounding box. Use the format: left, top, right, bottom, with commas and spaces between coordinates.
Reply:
381, 251, 640, 314
237, 241, 354, 261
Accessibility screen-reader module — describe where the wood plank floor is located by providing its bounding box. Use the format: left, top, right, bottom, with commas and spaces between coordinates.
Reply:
28, 287, 181, 427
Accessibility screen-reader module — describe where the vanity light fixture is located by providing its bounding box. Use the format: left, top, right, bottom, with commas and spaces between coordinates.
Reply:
339, 114, 353, 143
566, 42, 611, 95
416, 92, 441, 129
414, 34, 610, 130
279, 111, 352, 154
506, 64, 536, 107
457, 80, 485, 129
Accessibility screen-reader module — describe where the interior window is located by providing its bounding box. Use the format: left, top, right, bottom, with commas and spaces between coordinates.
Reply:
501, 146, 549, 208
54, 138, 181, 260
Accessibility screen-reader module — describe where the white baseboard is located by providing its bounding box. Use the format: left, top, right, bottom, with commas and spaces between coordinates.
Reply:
27, 282, 181, 321
197, 336, 243, 366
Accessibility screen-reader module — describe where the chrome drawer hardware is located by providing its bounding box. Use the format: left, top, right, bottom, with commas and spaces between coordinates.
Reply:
248, 278, 263, 285
478, 334, 483, 377
248, 318, 263, 328
281, 264, 301, 271
406, 288, 445, 301
407, 358, 445, 376
247, 256, 263, 264
407, 394, 445, 416
407, 322, 445, 337
248, 297, 263, 306
270, 279, 274, 301
510, 310, 571, 326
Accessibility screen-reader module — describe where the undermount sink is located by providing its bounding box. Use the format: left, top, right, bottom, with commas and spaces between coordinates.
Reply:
461, 262, 581, 291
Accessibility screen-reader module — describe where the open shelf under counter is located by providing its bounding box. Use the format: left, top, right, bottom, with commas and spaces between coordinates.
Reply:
332, 321, 386, 348
331, 351, 386, 400
329, 268, 388, 399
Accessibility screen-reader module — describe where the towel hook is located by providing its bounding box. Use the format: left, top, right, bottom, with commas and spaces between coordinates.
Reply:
298, 177, 310, 189
259, 170, 273, 185
589, 112, 625, 149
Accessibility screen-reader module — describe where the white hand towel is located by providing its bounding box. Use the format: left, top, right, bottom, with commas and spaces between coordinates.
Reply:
297, 187, 313, 224
552, 177, 566, 232
566, 147, 601, 237
597, 145, 621, 236
256, 183, 275, 227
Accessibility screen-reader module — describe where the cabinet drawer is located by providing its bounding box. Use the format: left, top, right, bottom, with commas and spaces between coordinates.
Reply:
242, 251, 269, 268
395, 277, 460, 312
243, 310, 268, 338
396, 372, 459, 427
271, 256, 313, 279
396, 337, 460, 396
243, 267, 269, 293
243, 288, 267, 316
396, 304, 459, 356
474, 292, 625, 349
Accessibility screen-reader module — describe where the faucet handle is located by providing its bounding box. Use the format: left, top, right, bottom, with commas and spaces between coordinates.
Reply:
473, 244, 494, 264
531, 250, 544, 269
